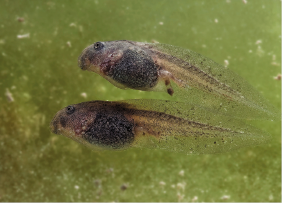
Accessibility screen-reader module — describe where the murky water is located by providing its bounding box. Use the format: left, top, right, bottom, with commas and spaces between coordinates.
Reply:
0, 0, 280, 201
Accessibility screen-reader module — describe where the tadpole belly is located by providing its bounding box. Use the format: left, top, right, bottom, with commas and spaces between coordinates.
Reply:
108, 49, 159, 90
82, 111, 135, 149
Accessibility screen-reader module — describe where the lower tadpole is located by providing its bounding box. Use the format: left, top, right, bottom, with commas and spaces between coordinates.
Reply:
50, 99, 271, 154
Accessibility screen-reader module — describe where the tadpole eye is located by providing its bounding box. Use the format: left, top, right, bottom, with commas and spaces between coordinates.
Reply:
93, 42, 104, 50
66, 105, 75, 114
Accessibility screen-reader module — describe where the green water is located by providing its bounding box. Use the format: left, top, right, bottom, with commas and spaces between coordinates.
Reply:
0, 0, 280, 202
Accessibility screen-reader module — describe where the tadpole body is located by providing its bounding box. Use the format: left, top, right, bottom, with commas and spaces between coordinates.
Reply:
78, 40, 279, 120
50, 100, 270, 154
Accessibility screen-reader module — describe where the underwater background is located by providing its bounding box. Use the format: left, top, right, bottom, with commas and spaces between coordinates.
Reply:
0, 0, 281, 202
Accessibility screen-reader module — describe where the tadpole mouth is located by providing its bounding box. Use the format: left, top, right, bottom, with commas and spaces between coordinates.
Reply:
78, 45, 94, 70
50, 117, 59, 134
78, 52, 89, 70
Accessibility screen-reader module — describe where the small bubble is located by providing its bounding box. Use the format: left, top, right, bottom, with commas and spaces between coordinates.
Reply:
269, 194, 273, 201
192, 196, 198, 201
255, 39, 262, 44
224, 60, 229, 67
66, 41, 71, 47
221, 195, 230, 200
17, 33, 30, 39
271, 62, 280, 66
273, 74, 281, 81
151, 39, 159, 43
17, 17, 24, 22
178, 170, 184, 176
80, 92, 87, 98
177, 192, 185, 201
177, 182, 186, 191
256, 45, 264, 56
272, 54, 276, 61
5, 89, 14, 102
69, 23, 76, 27
159, 181, 166, 186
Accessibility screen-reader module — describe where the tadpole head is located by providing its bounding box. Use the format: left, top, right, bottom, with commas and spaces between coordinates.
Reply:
50, 105, 77, 135
78, 41, 133, 74
50, 103, 97, 139
50, 101, 135, 150
78, 41, 106, 71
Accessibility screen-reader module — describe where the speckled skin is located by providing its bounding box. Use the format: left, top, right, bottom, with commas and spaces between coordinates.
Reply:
82, 111, 134, 149
109, 49, 158, 89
